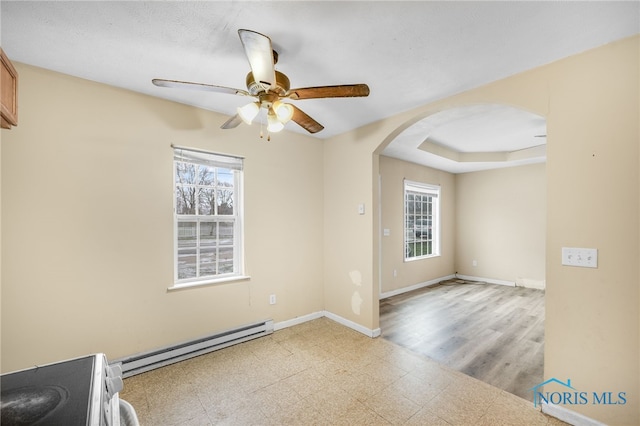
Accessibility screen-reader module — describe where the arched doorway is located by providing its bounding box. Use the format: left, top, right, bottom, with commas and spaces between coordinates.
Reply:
374, 103, 547, 399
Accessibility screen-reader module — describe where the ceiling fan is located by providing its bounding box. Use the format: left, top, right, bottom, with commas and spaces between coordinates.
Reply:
152, 29, 370, 135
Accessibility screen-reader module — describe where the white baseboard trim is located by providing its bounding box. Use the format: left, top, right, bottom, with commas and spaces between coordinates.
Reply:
324, 310, 381, 337
515, 277, 546, 290
273, 311, 324, 331
455, 274, 515, 287
272, 275, 520, 337
273, 310, 381, 338
541, 402, 606, 426
379, 274, 456, 300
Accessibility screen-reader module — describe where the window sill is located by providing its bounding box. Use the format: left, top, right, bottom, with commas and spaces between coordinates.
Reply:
404, 254, 441, 262
168, 275, 251, 291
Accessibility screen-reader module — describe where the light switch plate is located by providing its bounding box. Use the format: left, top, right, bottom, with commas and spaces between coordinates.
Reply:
562, 247, 598, 268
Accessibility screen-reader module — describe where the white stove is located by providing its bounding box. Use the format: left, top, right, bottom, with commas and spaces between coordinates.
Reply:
1, 353, 135, 426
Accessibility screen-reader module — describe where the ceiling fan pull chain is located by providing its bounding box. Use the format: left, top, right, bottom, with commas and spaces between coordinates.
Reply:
259, 111, 264, 139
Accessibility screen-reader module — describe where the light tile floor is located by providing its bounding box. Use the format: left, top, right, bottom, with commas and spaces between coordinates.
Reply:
120, 318, 568, 425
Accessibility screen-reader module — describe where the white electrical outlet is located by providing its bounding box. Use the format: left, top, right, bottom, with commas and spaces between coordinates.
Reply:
269, 294, 276, 305
562, 247, 598, 268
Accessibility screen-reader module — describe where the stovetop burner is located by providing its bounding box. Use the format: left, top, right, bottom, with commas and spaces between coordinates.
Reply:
1, 385, 69, 425
1, 356, 95, 425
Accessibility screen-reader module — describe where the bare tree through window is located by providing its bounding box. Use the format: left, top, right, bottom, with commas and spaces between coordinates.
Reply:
173, 149, 243, 285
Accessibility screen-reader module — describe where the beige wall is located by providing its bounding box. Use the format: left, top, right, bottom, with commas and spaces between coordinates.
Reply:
1, 64, 324, 371
543, 37, 639, 424
291, 34, 640, 424
379, 156, 456, 294
352, 36, 637, 424
2, 35, 638, 425
323, 130, 385, 333
378, 158, 545, 293
456, 163, 546, 285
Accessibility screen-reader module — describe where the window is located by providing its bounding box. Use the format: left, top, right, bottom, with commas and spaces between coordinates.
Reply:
173, 147, 244, 287
404, 180, 440, 260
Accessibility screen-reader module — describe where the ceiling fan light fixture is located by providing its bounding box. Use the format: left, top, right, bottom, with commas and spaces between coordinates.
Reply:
272, 100, 294, 123
237, 102, 260, 125
267, 110, 285, 133
153, 29, 370, 135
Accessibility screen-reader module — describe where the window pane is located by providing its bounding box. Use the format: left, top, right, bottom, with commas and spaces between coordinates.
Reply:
407, 194, 414, 215
200, 247, 216, 276
198, 188, 215, 215
217, 189, 234, 215
177, 222, 197, 247
217, 168, 234, 187
421, 199, 429, 216
177, 247, 197, 279
218, 222, 234, 245
198, 165, 215, 185
200, 222, 217, 247
176, 186, 196, 215
420, 241, 431, 256
176, 162, 196, 184
218, 247, 234, 274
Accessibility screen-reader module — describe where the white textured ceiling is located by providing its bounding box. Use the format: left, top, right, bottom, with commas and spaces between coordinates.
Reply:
2, 1, 638, 172
383, 104, 548, 173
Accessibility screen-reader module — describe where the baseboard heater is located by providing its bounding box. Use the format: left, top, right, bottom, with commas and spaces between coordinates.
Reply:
114, 319, 274, 378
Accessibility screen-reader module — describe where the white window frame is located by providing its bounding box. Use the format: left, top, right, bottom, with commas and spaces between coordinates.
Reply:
170, 146, 247, 289
404, 179, 440, 261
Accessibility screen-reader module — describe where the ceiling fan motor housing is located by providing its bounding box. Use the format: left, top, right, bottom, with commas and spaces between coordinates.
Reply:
246, 70, 290, 98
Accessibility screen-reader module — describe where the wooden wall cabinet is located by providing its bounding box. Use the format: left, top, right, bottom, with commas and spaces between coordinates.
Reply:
1, 47, 18, 129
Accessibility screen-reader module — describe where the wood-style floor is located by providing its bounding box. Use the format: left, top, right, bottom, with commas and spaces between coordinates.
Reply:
380, 279, 545, 400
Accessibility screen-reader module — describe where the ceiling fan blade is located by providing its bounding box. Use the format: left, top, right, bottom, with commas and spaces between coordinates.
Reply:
290, 105, 324, 134
287, 84, 370, 100
152, 79, 250, 96
238, 29, 276, 91
221, 114, 243, 129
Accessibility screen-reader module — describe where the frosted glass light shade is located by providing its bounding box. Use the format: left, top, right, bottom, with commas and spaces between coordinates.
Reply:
237, 102, 260, 125
267, 110, 284, 132
272, 100, 294, 123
